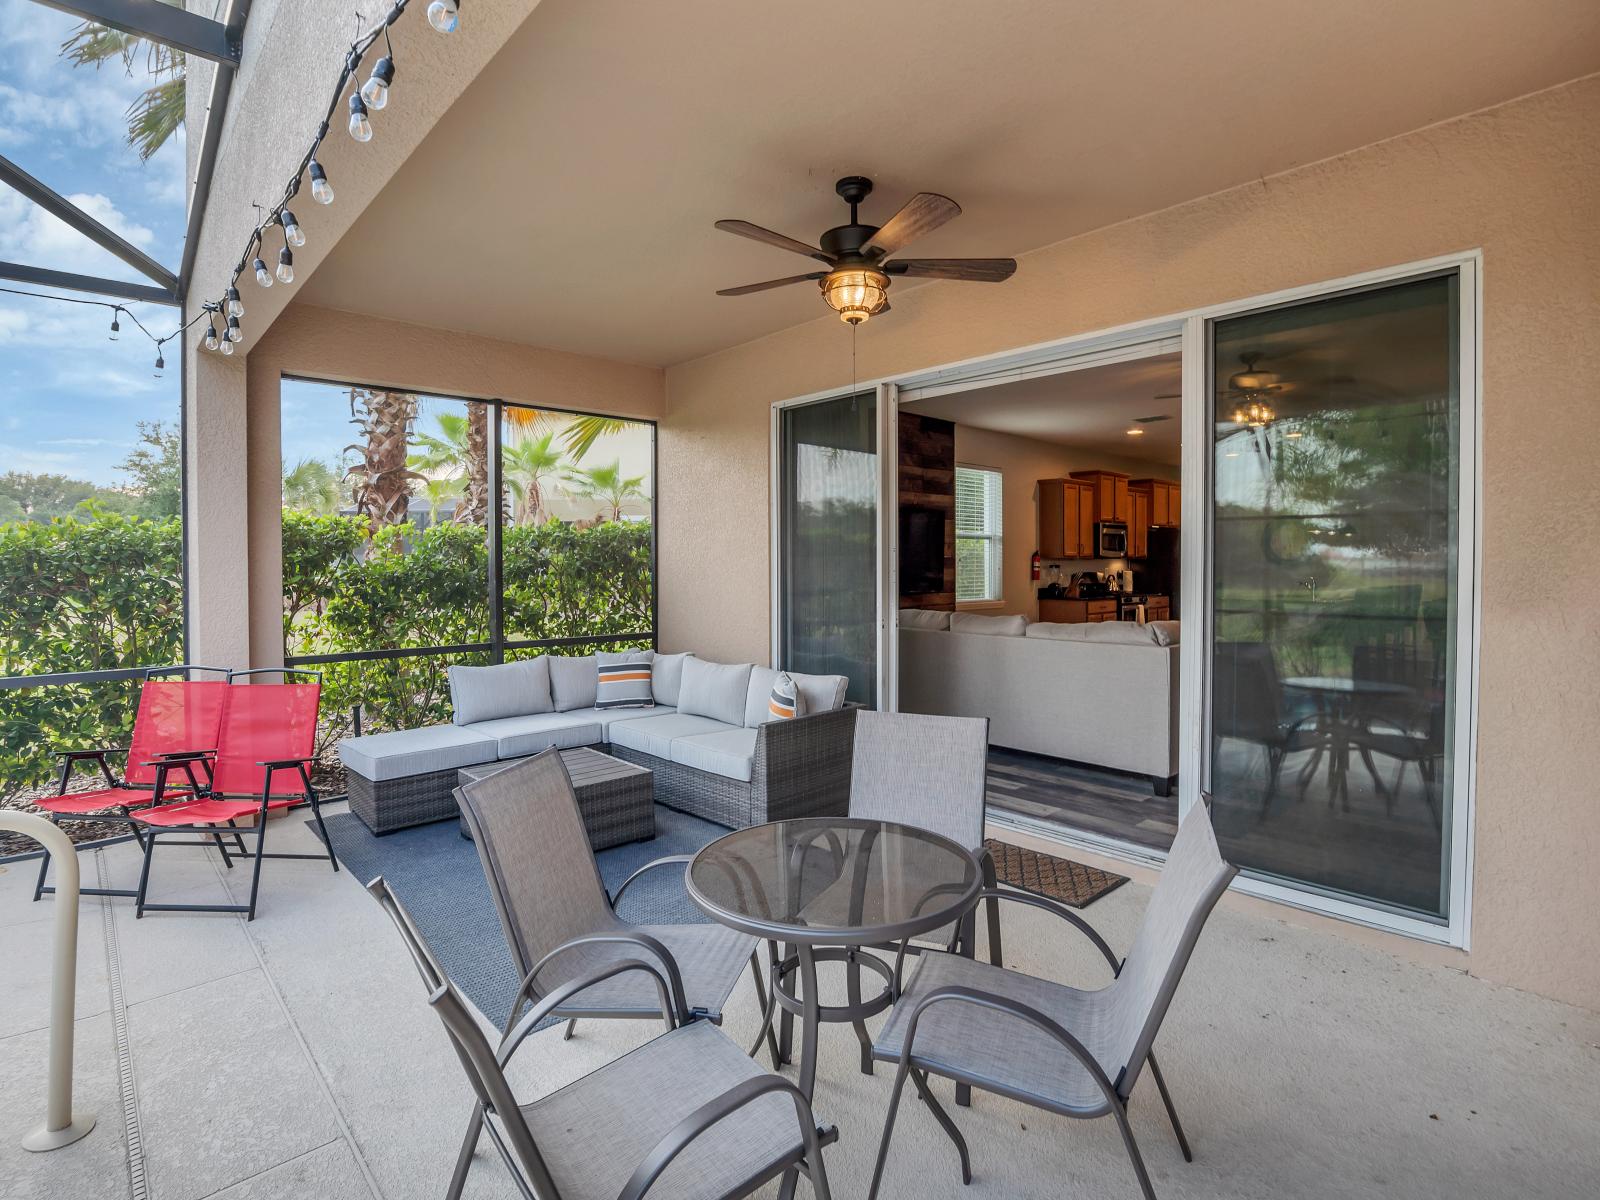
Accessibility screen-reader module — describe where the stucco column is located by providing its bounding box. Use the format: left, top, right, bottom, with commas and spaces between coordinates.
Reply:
184, 331, 253, 669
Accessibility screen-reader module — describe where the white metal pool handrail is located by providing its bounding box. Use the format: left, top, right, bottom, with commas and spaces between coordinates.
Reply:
2, 811, 97, 1151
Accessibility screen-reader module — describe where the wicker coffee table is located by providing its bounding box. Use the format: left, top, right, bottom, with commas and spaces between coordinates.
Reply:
456, 747, 655, 850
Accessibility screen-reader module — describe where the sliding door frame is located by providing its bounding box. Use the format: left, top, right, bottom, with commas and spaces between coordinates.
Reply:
768, 248, 1481, 948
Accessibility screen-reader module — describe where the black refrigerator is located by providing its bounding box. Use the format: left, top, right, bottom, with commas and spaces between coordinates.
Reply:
1137, 525, 1181, 619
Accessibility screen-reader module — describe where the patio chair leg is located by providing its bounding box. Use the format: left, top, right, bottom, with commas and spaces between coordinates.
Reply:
1146, 1052, 1192, 1162
245, 815, 269, 921
227, 818, 247, 856
446, 1105, 483, 1200
867, 1059, 913, 1200
211, 830, 235, 868
562, 1019, 578, 1041
307, 794, 340, 871
31, 815, 56, 902
134, 830, 158, 918
747, 949, 782, 1067
1111, 1097, 1159, 1200
912, 1069, 972, 1185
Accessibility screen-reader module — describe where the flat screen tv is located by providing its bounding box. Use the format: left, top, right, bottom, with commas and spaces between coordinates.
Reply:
900, 505, 946, 596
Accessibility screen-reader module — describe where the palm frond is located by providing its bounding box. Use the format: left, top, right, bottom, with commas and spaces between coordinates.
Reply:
127, 73, 185, 161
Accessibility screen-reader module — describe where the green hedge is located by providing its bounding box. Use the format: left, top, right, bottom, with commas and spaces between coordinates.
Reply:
0, 511, 653, 798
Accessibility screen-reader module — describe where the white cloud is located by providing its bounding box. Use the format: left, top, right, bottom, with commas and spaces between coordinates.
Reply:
0, 187, 158, 279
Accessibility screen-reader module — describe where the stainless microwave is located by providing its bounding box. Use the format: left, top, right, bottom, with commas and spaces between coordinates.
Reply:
1095, 521, 1128, 558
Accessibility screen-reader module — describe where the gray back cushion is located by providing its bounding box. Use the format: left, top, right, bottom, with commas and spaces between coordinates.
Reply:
850, 710, 989, 849
899, 608, 952, 631
950, 612, 1027, 637
745, 667, 780, 727
548, 655, 598, 712
448, 658, 552, 726
787, 671, 848, 714
678, 658, 753, 726
650, 651, 695, 706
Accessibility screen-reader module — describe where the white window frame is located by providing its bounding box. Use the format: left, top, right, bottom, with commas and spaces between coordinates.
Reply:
768, 249, 1480, 950
954, 463, 1004, 607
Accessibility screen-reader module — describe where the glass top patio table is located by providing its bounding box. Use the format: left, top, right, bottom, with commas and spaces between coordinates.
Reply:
686, 816, 982, 945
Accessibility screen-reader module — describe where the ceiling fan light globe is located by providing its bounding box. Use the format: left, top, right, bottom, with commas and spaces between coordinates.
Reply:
822, 267, 889, 325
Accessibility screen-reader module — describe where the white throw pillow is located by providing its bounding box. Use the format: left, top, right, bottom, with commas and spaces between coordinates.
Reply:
950, 612, 1027, 637
448, 658, 552, 725
1148, 620, 1180, 646
767, 672, 804, 720
898, 608, 952, 631
548, 655, 599, 711
678, 658, 753, 726
595, 650, 655, 709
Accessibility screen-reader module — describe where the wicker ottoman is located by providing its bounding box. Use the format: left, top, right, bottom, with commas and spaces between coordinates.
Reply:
457, 747, 655, 850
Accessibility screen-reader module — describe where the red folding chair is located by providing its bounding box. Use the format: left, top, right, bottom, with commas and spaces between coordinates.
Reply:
131, 668, 338, 920
34, 666, 229, 902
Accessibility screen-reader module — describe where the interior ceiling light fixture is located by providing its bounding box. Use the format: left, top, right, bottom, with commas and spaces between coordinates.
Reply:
1232, 397, 1276, 428
1125, 427, 1145, 436
715, 176, 1018, 325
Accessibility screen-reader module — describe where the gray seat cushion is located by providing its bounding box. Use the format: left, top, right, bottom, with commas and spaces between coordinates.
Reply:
873, 950, 1114, 1116
524, 1019, 805, 1200
609, 713, 733, 760
460, 712, 604, 758
338, 724, 499, 782
557, 705, 677, 742
670, 727, 759, 782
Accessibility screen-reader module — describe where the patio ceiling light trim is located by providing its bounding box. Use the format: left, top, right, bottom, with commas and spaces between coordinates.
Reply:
28, 0, 242, 66
0, 154, 178, 292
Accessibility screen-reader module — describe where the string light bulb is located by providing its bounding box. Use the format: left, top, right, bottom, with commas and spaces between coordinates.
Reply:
226, 286, 243, 317
219, 335, 234, 355
276, 246, 295, 284
204, 323, 220, 352
109, 310, 120, 340
153, 349, 165, 375
309, 160, 334, 205
360, 56, 395, 110
280, 209, 305, 247
348, 92, 373, 142
427, 0, 459, 34
253, 256, 273, 287
226, 315, 243, 343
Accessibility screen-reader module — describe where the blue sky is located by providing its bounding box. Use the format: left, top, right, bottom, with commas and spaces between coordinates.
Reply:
0, 0, 186, 486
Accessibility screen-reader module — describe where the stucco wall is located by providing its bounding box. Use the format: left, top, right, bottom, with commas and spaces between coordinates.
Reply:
658, 76, 1600, 1008
241, 303, 664, 665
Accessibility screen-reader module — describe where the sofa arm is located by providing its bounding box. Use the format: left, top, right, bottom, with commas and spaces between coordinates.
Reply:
751, 705, 856, 823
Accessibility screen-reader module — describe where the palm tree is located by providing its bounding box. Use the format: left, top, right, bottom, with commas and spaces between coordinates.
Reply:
346, 389, 420, 535
502, 431, 565, 525
418, 476, 463, 527
282, 458, 342, 514
409, 409, 493, 526
565, 460, 649, 522
503, 407, 633, 461
60, 14, 184, 161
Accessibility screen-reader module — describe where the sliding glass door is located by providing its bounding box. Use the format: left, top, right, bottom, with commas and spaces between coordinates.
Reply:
1207, 273, 1465, 922
777, 392, 880, 705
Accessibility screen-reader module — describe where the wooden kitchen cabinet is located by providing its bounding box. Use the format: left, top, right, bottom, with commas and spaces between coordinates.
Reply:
1132, 478, 1181, 528
1128, 486, 1152, 558
1038, 477, 1095, 558
1069, 470, 1131, 524
1039, 598, 1120, 624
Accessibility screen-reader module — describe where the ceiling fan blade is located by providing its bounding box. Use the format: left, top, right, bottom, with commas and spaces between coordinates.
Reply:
864, 193, 961, 257
714, 220, 833, 264
716, 272, 828, 296
884, 257, 1017, 282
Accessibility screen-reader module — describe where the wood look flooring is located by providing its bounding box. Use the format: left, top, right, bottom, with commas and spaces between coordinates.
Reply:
985, 746, 1178, 852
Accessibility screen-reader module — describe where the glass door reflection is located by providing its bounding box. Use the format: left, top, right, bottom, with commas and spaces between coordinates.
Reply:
1209, 274, 1461, 921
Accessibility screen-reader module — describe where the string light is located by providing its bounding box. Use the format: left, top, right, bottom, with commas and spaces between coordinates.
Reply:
308, 159, 334, 205
108, 309, 120, 340
276, 246, 295, 284
204, 322, 220, 352
280, 209, 305, 248
348, 91, 373, 141
427, 0, 459, 34
253, 255, 273, 287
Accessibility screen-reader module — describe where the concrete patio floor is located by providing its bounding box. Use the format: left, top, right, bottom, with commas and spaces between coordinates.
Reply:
3, 804, 1597, 1200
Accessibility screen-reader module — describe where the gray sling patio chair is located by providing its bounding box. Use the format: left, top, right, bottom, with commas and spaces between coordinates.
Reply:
453, 750, 779, 1197
865, 797, 1238, 1200
367, 876, 835, 1200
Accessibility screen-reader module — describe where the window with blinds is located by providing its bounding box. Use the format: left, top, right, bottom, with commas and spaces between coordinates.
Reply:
954, 465, 1003, 603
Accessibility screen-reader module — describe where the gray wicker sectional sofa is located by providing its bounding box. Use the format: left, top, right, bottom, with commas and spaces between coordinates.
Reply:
337, 650, 854, 835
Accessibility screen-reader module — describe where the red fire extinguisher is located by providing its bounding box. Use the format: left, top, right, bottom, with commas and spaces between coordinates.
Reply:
1030, 551, 1041, 581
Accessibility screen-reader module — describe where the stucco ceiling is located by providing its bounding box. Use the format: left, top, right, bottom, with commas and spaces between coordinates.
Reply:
297, 0, 1600, 368
904, 354, 1184, 465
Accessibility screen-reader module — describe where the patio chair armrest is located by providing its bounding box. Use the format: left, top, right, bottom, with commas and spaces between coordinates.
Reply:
901, 983, 1122, 1106
609, 854, 695, 907
56, 746, 126, 761
620, 1074, 830, 1200
256, 756, 318, 768
139, 750, 215, 767
496, 958, 676, 1068
973, 887, 1122, 975
519, 931, 692, 1025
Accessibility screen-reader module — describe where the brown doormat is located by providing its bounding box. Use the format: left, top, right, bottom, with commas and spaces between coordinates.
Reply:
984, 839, 1129, 909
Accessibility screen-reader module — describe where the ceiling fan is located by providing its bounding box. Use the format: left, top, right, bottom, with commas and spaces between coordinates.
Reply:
714, 176, 1017, 325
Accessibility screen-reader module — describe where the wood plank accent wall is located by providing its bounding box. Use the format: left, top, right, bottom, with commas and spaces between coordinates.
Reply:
898, 411, 956, 610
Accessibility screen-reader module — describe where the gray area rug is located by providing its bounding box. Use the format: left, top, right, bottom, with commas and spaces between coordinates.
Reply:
314, 806, 727, 1027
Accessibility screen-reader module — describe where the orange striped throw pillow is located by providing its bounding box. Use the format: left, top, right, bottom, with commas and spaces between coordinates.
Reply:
768, 672, 804, 720
595, 660, 655, 709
